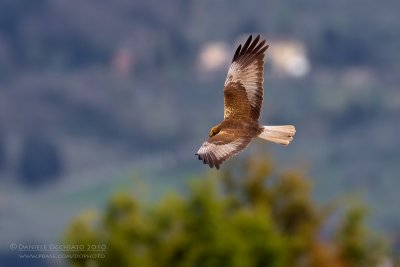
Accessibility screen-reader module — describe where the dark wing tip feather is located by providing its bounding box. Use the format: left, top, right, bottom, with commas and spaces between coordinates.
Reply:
246, 35, 260, 53
258, 45, 269, 56
232, 44, 242, 63
231, 34, 268, 63
254, 40, 267, 53
239, 35, 253, 57
197, 152, 218, 169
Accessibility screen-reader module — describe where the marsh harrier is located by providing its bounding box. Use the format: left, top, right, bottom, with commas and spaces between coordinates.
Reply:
196, 35, 296, 169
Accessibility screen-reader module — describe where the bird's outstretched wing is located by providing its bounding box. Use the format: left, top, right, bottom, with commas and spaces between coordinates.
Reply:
223, 35, 268, 121
196, 130, 252, 169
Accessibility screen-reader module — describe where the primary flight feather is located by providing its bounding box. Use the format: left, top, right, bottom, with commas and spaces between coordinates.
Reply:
196, 35, 296, 169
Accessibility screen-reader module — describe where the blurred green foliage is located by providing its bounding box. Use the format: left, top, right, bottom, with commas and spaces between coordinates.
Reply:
64, 153, 387, 267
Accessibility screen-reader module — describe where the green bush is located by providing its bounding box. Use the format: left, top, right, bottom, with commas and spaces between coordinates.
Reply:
64, 154, 386, 267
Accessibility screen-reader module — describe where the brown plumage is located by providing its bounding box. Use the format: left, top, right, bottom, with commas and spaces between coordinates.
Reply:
196, 35, 296, 169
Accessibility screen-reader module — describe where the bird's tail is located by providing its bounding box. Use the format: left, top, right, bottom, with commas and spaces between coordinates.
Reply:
258, 125, 296, 146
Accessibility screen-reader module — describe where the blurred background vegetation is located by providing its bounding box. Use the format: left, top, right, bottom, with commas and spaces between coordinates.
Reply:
64, 154, 388, 267
0, 0, 399, 266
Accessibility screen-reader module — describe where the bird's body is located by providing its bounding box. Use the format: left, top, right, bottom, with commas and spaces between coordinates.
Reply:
196, 35, 296, 169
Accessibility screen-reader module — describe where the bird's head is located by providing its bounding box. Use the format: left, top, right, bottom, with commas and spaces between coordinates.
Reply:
209, 125, 220, 138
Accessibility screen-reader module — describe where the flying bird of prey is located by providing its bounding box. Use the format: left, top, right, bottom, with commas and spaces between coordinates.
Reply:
196, 34, 296, 169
